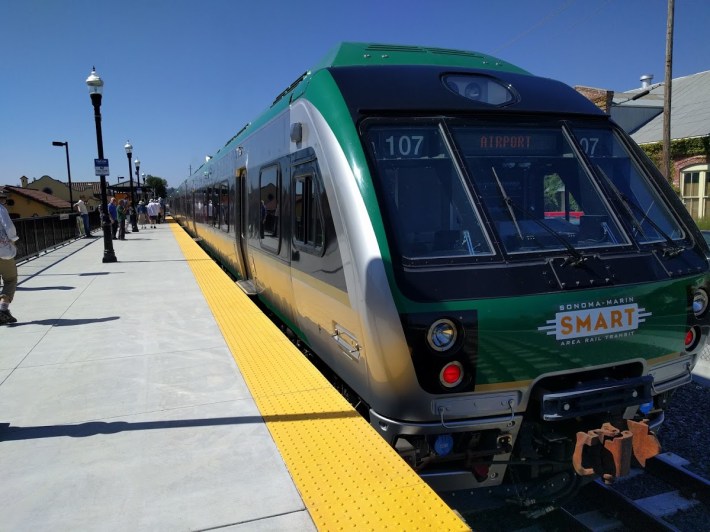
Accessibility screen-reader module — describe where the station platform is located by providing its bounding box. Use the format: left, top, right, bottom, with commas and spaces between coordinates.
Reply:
0, 221, 470, 531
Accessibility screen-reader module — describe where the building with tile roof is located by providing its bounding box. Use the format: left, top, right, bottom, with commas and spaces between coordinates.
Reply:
0, 185, 71, 219
19, 175, 103, 213
578, 71, 710, 220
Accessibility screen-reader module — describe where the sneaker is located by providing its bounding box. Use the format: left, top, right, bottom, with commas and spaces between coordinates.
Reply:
0, 309, 17, 324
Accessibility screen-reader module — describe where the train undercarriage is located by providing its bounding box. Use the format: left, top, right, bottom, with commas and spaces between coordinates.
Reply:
366, 368, 672, 512
275, 310, 672, 513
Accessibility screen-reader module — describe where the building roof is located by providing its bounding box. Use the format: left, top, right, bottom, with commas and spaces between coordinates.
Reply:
23, 175, 102, 198
71, 181, 103, 197
614, 71, 710, 144
3, 185, 71, 209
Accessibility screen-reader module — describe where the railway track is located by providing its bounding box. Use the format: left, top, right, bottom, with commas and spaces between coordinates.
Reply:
558, 452, 710, 531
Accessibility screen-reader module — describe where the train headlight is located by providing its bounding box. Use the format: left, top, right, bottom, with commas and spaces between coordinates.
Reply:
440, 361, 464, 388
693, 288, 708, 317
427, 319, 458, 352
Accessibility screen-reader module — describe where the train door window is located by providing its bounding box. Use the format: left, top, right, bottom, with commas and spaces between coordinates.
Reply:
219, 180, 230, 232
195, 189, 205, 223
293, 168, 324, 255
259, 164, 280, 253
204, 187, 214, 225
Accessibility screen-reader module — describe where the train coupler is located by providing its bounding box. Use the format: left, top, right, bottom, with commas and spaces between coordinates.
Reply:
572, 419, 659, 483
626, 418, 661, 467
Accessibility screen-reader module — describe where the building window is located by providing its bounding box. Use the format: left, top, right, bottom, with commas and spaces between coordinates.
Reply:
681, 165, 710, 219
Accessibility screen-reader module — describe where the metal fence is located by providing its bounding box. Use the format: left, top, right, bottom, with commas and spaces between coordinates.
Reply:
13, 211, 101, 263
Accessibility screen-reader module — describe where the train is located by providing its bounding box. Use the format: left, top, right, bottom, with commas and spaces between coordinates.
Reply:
172, 42, 710, 509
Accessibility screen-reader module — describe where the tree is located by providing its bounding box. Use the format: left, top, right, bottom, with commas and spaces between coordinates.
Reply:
145, 175, 168, 199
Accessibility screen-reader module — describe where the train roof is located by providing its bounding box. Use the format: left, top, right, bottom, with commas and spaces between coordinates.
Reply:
312, 42, 530, 74
193, 42, 602, 178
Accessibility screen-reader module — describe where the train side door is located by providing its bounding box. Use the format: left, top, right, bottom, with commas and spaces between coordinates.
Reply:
289, 155, 366, 386
236, 167, 251, 281
190, 189, 197, 234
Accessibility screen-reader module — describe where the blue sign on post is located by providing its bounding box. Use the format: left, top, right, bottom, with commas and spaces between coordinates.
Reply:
94, 158, 109, 176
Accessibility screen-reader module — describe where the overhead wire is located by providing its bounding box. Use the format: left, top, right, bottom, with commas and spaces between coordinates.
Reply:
491, 0, 619, 55
492, 0, 579, 54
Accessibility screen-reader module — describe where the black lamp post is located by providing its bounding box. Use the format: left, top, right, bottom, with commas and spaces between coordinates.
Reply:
86, 67, 117, 263
51, 141, 74, 207
141, 172, 146, 200
124, 141, 138, 232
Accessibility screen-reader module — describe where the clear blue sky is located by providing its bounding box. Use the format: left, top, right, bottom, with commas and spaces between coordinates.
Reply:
1, 0, 708, 190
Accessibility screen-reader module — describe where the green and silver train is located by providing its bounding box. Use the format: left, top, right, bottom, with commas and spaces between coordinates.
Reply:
173, 43, 710, 506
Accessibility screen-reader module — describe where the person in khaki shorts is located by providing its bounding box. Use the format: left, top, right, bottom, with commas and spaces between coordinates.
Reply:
0, 189, 19, 324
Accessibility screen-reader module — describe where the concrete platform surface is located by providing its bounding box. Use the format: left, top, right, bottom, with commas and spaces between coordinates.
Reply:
0, 225, 315, 531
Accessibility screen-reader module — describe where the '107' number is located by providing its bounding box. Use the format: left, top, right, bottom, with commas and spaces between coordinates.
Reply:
385, 135, 424, 157
578, 137, 599, 156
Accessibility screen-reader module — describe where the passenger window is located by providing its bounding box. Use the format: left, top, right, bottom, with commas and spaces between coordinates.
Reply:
208, 187, 218, 227
293, 169, 324, 254
219, 181, 230, 232
259, 165, 280, 252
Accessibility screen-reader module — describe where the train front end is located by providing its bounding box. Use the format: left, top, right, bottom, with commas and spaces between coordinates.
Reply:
320, 49, 710, 503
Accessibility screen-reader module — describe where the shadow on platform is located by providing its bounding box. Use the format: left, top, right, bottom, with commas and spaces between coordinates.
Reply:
0, 410, 362, 442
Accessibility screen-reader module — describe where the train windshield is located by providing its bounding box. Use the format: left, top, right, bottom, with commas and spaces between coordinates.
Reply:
449, 123, 630, 254
568, 125, 684, 244
366, 124, 495, 259
365, 120, 684, 261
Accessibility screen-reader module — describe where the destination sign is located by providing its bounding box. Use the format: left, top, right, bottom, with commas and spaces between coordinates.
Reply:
369, 126, 561, 159
455, 129, 560, 156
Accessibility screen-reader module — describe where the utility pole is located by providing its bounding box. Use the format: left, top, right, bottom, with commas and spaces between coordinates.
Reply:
662, 0, 674, 182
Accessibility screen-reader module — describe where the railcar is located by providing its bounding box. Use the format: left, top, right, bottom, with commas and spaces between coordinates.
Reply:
172, 42, 710, 508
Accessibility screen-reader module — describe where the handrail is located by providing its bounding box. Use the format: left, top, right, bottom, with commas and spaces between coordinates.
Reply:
12, 211, 101, 263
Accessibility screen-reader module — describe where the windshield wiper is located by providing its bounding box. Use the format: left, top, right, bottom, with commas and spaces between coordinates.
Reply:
491, 166, 523, 240
491, 167, 588, 266
595, 165, 684, 258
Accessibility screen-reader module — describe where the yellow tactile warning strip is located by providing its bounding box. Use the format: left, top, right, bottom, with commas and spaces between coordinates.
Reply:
170, 222, 471, 531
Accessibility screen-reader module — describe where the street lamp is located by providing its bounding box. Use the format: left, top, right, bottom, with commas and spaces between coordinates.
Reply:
124, 141, 138, 232
141, 172, 146, 200
86, 67, 117, 263
51, 141, 74, 207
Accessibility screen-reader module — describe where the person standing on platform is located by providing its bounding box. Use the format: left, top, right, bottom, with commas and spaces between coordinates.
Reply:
0, 190, 19, 325
148, 199, 158, 228
74, 197, 91, 238
117, 199, 127, 240
137, 200, 148, 229
108, 197, 118, 239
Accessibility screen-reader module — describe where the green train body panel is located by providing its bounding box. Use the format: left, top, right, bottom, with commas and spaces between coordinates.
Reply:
475, 277, 697, 384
